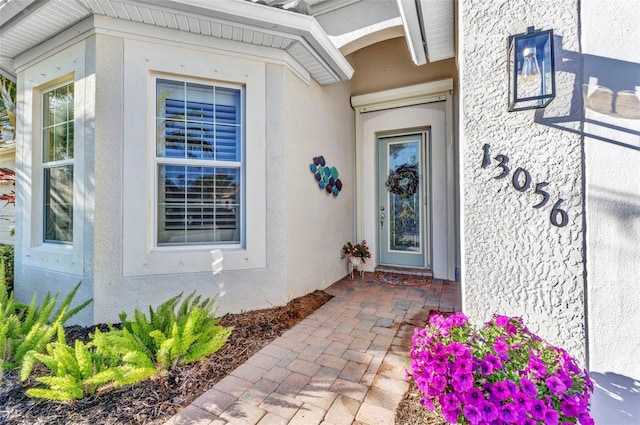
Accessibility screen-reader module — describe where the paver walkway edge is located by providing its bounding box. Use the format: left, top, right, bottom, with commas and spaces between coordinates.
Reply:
164, 274, 461, 425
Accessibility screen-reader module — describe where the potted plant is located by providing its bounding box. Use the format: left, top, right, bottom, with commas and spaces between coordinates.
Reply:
342, 240, 371, 265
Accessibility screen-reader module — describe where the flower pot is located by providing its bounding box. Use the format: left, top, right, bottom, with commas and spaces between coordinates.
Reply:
348, 257, 365, 279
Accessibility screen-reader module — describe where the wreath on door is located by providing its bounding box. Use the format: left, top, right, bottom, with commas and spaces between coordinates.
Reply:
385, 163, 419, 199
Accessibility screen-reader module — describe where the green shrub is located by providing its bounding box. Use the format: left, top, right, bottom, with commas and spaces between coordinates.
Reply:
0, 244, 14, 291
20, 291, 231, 401
119, 292, 232, 369
20, 327, 157, 401
0, 281, 92, 372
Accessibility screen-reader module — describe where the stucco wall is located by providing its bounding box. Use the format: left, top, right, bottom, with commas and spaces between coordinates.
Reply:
15, 40, 94, 325
346, 37, 456, 96
581, 1, 640, 422
281, 67, 355, 299
15, 20, 355, 325
460, 0, 586, 362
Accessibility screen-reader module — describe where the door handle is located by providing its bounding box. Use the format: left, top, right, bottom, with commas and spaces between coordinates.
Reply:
380, 205, 385, 228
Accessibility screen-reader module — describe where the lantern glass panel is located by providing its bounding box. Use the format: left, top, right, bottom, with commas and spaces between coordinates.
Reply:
509, 28, 555, 111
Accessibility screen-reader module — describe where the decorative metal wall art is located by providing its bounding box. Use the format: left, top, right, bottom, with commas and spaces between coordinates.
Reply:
481, 144, 568, 227
310, 155, 342, 197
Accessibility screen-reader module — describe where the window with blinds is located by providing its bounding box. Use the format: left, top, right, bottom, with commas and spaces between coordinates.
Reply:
155, 78, 243, 246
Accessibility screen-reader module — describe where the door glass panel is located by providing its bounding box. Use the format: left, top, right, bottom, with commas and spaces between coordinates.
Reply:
388, 141, 421, 253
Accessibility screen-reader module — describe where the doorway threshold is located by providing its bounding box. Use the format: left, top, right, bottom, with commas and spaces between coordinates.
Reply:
374, 265, 433, 278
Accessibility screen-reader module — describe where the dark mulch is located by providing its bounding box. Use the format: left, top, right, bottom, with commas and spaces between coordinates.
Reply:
0, 290, 333, 425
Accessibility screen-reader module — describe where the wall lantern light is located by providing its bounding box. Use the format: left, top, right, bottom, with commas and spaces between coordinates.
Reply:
508, 26, 555, 111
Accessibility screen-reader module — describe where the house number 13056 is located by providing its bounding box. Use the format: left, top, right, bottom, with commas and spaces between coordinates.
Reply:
481, 144, 568, 227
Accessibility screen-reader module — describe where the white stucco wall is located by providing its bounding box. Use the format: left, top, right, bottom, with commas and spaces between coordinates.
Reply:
14, 18, 354, 325
14, 39, 94, 325
460, 0, 586, 362
582, 2, 640, 423
282, 67, 355, 299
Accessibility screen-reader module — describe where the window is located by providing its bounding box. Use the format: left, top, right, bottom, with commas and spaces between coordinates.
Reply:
155, 78, 243, 246
42, 83, 74, 243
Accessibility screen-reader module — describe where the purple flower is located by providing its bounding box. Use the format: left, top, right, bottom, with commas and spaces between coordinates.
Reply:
529, 356, 547, 378
451, 312, 469, 326
447, 342, 467, 356
485, 353, 503, 370
520, 377, 538, 398
512, 391, 531, 411
431, 375, 447, 392
420, 396, 434, 410
464, 387, 485, 406
432, 342, 447, 357
544, 408, 560, 425
442, 407, 460, 424
493, 380, 512, 400
479, 400, 499, 422
493, 339, 508, 354
498, 402, 518, 423
494, 315, 510, 328
578, 411, 595, 425
522, 419, 537, 425
560, 400, 578, 417
429, 314, 444, 328
455, 357, 472, 373
442, 393, 460, 410
479, 360, 494, 375
452, 370, 474, 392
505, 379, 519, 394
530, 399, 547, 421
546, 375, 568, 395
463, 404, 483, 424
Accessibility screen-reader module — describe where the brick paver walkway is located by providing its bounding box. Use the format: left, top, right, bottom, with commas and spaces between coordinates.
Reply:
165, 274, 461, 425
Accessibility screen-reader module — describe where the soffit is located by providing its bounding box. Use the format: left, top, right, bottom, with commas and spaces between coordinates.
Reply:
0, 0, 353, 84
397, 0, 454, 65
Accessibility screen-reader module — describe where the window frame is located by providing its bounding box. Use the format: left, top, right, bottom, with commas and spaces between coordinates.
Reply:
122, 40, 266, 276
19, 41, 86, 277
153, 76, 246, 249
41, 81, 75, 244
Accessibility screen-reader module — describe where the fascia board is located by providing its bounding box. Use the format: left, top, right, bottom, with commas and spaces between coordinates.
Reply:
135, 0, 353, 80
396, 0, 427, 66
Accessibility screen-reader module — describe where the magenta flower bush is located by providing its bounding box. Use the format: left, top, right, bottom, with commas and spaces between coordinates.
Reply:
410, 312, 594, 425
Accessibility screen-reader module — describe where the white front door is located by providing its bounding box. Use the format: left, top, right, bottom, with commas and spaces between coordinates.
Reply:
377, 133, 429, 268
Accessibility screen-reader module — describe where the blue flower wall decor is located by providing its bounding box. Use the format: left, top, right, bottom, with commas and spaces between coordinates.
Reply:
310, 155, 342, 197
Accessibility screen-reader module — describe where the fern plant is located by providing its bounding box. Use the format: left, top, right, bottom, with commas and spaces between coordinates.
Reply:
120, 292, 232, 368
0, 280, 92, 370
20, 327, 157, 401
1, 281, 92, 371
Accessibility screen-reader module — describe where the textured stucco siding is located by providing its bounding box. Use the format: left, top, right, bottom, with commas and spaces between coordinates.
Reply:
460, 0, 585, 362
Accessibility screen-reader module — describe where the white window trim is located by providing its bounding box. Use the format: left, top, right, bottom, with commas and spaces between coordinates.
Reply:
19, 42, 86, 276
152, 76, 245, 249
122, 39, 266, 277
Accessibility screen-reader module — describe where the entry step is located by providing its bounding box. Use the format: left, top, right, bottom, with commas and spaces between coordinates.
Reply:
374, 265, 433, 278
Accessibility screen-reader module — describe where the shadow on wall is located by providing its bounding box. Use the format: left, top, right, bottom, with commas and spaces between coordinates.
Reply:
534, 37, 640, 151
590, 371, 640, 425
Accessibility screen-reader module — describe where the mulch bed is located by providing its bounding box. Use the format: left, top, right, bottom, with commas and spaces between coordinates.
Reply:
0, 290, 333, 425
